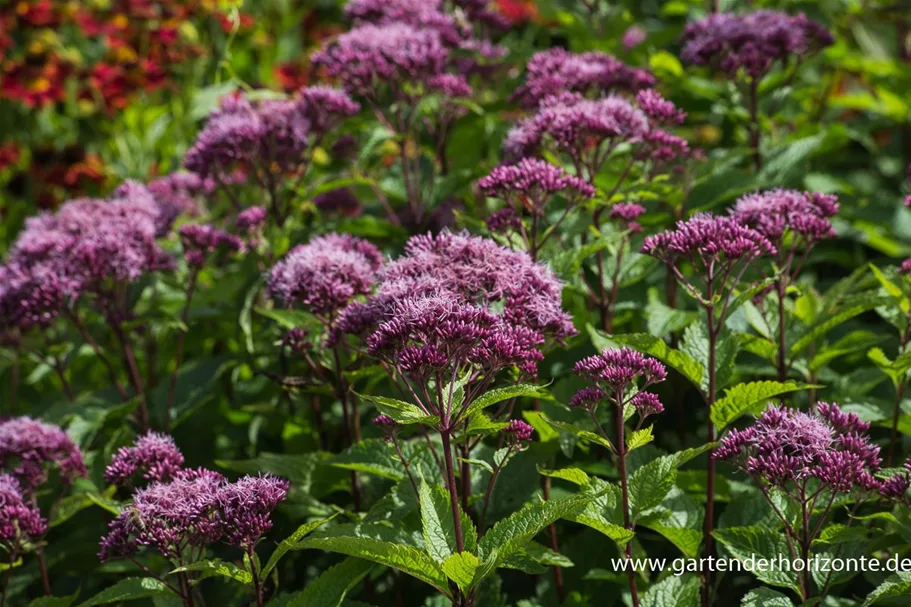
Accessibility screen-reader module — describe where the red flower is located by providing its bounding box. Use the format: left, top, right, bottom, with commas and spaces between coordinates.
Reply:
0, 143, 20, 173
274, 62, 310, 93
495, 0, 538, 24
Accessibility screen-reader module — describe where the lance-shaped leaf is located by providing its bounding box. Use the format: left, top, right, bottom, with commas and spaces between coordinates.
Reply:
641, 574, 701, 607
262, 514, 338, 577
282, 557, 374, 607
170, 559, 252, 585
741, 588, 795, 606
356, 393, 439, 425
455, 384, 548, 424
713, 526, 800, 593
478, 492, 592, 569
710, 381, 820, 430
539, 413, 613, 452
440, 552, 481, 594
300, 529, 450, 596
75, 578, 171, 606
862, 571, 911, 606
791, 295, 893, 354
419, 482, 477, 563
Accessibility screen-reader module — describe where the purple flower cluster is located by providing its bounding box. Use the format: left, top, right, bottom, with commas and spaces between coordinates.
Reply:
100, 459, 289, 560
0, 474, 46, 554
503, 419, 534, 443
0, 417, 86, 493
335, 230, 574, 381
178, 223, 245, 268
609, 202, 646, 232
0, 183, 176, 336
343, 0, 468, 47
681, 10, 833, 80
312, 23, 449, 99
730, 189, 839, 245
570, 348, 666, 421
716, 402, 893, 496
236, 206, 267, 234
104, 433, 186, 488
268, 233, 384, 317
504, 92, 689, 174
514, 49, 656, 107
184, 88, 359, 180
642, 213, 776, 267
479, 159, 595, 231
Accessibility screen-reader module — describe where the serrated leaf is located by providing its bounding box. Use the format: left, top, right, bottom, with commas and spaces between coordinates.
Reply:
356, 393, 439, 425
641, 574, 700, 607
440, 552, 481, 593
171, 559, 252, 584
713, 526, 800, 592
478, 493, 591, 568
710, 381, 819, 430
862, 571, 911, 606
282, 558, 374, 607
300, 534, 450, 595
263, 515, 337, 577
792, 295, 892, 354
591, 327, 703, 390
28, 594, 78, 607
741, 588, 795, 606
627, 426, 654, 452
75, 578, 171, 606
457, 384, 547, 423
328, 439, 422, 481
538, 467, 590, 486
629, 455, 678, 520
870, 264, 910, 313
539, 413, 613, 451
420, 482, 455, 563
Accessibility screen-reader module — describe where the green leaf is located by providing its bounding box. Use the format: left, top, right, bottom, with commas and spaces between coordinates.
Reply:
710, 381, 820, 430
75, 578, 171, 606
862, 571, 911, 606
263, 515, 338, 577
626, 426, 654, 452
869, 264, 910, 313
868, 347, 911, 388
539, 413, 613, 451
356, 393, 439, 425
646, 288, 698, 338
741, 588, 795, 607
791, 295, 893, 354
719, 277, 777, 323
713, 526, 800, 592
420, 482, 455, 563
478, 493, 591, 568
457, 384, 547, 423
254, 308, 313, 330
641, 574, 701, 607
301, 531, 450, 594
641, 489, 704, 558
28, 594, 78, 607
171, 559, 252, 585
328, 439, 424, 481
282, 558, 374, 607
590, 327, 703, 390
538, 466, 590, 486
809, 330, 886, 371
629, 455, 678, 520
440, 552, 481, 594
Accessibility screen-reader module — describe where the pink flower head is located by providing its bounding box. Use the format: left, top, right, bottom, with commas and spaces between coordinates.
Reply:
730, 189, 838, 244
216, 474, 289, 549
0, 417, 86, 493
184, 97, 266, 177
298, 86, 361, 136
99, 469, 226, 562
716, 403, 883, 494
343, 0, 469, 46
630, 391, 664, 418
312, 24, 450, 98
104, 433, 186, 488
479, 159, 595, 213
503, 419, 534, 443
505, 92, 689, 169
179, 224, 245, 268
642, 213, 776, 265
622, 25, 647, 50
0, 474, 46, 552
514, 49, 655, 107
573, 347, 667, 392
681, 10, 833, 80
901, 259, 911, 276
268, 233, 383, 316
236, 206, 267, 234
